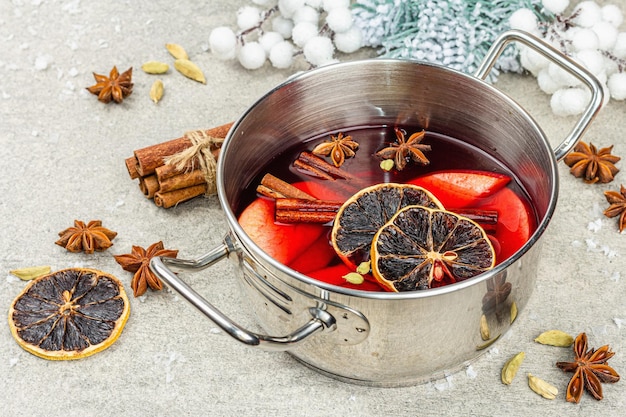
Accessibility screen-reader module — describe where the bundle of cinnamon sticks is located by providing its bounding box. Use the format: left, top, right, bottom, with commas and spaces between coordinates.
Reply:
124, 122, 233, 208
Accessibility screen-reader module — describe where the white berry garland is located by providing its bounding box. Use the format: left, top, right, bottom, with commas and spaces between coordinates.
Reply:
208, 0, 364, 70
511, 0, 626, 116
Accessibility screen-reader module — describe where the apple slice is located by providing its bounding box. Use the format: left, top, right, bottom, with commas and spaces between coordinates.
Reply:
238, 198, 325, 265
410, 170, 511, 208
475, 187, 534, 263
292, 181, 347, 202
288, 232, 336, 274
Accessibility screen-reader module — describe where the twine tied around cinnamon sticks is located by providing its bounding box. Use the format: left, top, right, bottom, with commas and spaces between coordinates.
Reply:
164, 129, 224, 196
124, 122, 233, 208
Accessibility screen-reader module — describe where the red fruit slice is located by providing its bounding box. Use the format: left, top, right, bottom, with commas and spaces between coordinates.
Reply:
307, 264, 385, 291
288, 233, 336, 274
292, 181, 346, 202
410, 170, 511, 208
238, 198, 325, 265
475, 187, 534, 263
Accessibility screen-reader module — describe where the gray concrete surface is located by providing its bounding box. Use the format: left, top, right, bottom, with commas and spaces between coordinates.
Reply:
1, 1, 625, 416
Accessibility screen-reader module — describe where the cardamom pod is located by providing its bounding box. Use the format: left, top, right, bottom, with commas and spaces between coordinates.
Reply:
141, 61, 170, 74
528, 373, 558, 400
534, 330, 574, 347
10, 266, 51, 281
380, 159, 394, 171
356, 261, 371, 275
174, 59, 206, 84
150, 79, 164, 104
480, 314, 490, 340
166, 43, 189, 60
501, 351, 525, 385
510, 301, 518, 324
342, 272, 364, 285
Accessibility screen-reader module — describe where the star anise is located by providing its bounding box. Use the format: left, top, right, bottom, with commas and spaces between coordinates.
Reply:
556, 332, 620, 403
55, 220, 117, 254
86, 66, 134, 103
603, 184, 626, 232
114, 241, 178, 297
311, 132, 359, 167
563, 141, 620, 183
376, 127, 431, 171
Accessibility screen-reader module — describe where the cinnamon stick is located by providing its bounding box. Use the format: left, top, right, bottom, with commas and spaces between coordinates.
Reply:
273, 198, 499, 231
257, 174, 316, 200
154, 184, 208, 208
158, 169, 206, 193
139, 175, 160, 199
132, 122, 233, 177
296, 152, 359, 181
154, 147, 221, 182
125, 157, 140, 179
275, 199, 343, 224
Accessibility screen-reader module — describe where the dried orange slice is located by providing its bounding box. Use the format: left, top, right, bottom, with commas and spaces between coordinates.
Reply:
331, 183, 443, 267
8, 268, 130, 360
371, 206, 495, 292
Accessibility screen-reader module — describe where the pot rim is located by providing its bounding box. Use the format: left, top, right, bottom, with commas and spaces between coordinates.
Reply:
217, 58, 559, 300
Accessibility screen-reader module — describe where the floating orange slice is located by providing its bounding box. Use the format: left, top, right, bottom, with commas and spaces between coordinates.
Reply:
371, 205, 495, 292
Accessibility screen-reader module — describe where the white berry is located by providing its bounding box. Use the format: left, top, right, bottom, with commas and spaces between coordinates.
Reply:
568, 27, 600, 51
303, 35, 335, 66
572, 1, 602, 28
591, 22, 618, 51
326, 7, 353, 33
238, 41, 267, 70
601, 4, 624, 28
292, 5, 319, 25
259, 31, 284, 53
292, 21, 319, 47
509, 9, 538, 33
607, 72, 626, 100
575, 49, 606, 76
272, 15, 295, 39
322, 0, 350, 12
541, 0, 570, 15
237, 6, 262, 31
278, 0, 306, 18
269, 41, 295, 68
537, 68, 563, 94
519, 45, 549, 76
334, 25, 363, 53
209, 26, 237, 60
550, 87, 590, 116
548, 61, 581, 87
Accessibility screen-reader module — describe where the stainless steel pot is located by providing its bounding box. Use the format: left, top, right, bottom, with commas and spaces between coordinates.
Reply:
151, 31, 603, 386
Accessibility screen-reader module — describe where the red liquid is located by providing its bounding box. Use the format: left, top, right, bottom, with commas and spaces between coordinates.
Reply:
237, 125, 538, 291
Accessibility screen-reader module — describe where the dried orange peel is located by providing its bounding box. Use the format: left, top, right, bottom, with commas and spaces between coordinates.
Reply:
8, 268, 130, 360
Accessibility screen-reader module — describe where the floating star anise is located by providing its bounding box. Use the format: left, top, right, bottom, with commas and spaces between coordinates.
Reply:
556, 332, 620, 403
311, 132, 359, 167
114, 241, 178, 297
563, 141, 620, 183
603, 184, 626, 232
86, 66, 134, 103
55, 220, 117, 254
376, 127, 431, 171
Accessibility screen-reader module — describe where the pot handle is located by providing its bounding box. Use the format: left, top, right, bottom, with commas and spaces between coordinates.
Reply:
474, 30, 604, 161
149, 236, 336, 352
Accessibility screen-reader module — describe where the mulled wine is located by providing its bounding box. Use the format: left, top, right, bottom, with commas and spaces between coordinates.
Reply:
237, 125, 538, 291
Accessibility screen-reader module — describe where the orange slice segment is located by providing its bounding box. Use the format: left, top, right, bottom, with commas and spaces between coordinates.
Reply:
371, 206, 495, 292
8, 268, 130, 360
